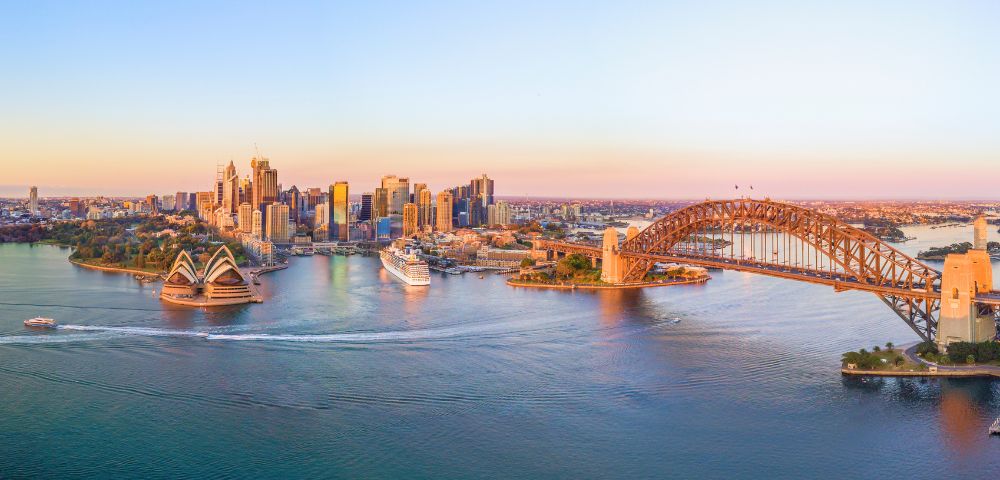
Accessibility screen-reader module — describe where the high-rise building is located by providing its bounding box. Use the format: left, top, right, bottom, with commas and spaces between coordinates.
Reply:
374, 187, 389, 219
265, 202, 290, 243
238, 203, 253, 232
315, 203, 329, 227
403, 203, 418, 237
436, 191, 454, 232
251, 156, 278, 211
470, 174, 495, 206
381, 175, 409, 215
68, 198, 81, 218
222, 160, 239, 214
359, 192, 373, 222
251, 209, 263, 238
28, 186, 38, 216
412, 183, 427, 205
496, 200, 511, 226
469, 174, 495, 226
175, 192, 189, 212
145, 194, 159, 214
239, 177, 251, 205
285, 185, 301, 224
329, 182, 349, 242
196, 191, 213, 211
417, 189, 433, 228
161, 195, 176, 211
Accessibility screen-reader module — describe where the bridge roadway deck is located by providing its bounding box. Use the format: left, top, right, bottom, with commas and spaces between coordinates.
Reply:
625, 252, 940, 300
535, 241, 939, 300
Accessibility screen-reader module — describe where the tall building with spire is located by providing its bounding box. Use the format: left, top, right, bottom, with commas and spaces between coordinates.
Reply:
251, 155, 278, 212
222, 160, 239, 214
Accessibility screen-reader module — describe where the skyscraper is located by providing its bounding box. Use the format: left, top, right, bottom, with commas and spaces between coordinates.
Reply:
251, 156, 278, 211
265, 202, 290, 243
359, 192, 373, 222
28, 186, 38, 216
418, 188, 433, 228
496, 200, 511, 226
222, 160, 239, 214
286, 185, 301, 224
412, 183, 427, 205
436, 191, 453, 232
175, 192, 189, 213
381, 175, 409, 215
238, 203, 253, 232
403, 203, 418, 237
251, 209, 263, 238
469, 174, 495, 226
374, 187, 389, 219
329, 182, 349, 242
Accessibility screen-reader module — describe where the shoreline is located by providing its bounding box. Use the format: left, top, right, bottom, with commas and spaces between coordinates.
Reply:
507, 276, 709, 290
842, 343, 1000, 378
69, 257, 163, 278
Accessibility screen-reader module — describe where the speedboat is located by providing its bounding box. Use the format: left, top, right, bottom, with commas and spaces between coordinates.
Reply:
24, 317, 57, 328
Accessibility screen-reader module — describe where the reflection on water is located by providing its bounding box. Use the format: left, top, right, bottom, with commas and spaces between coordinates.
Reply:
2, 237, 1000, 478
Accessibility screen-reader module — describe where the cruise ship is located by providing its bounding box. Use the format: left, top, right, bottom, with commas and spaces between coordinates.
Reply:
380, 246, 431, 286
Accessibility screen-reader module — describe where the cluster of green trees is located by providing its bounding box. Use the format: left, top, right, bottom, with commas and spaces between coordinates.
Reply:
554, 254, 600, 282
918, 241, 1000, 259
923, 341, 1000, 365
0, 224, 49, 243
841, 343, 906, 370
1, 217, 246, 272
862, 222, 906, 242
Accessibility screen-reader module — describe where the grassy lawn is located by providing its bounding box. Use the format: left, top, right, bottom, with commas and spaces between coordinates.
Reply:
842, 348, 927, 372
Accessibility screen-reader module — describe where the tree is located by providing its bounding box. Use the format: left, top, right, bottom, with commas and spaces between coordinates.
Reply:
885, 342, 894, 351
967, 355, 976, 365
520, 257, 536, 268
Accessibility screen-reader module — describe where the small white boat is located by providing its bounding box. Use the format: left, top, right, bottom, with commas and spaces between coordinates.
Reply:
990, 418, 1000, 436
24, 317, 56, 328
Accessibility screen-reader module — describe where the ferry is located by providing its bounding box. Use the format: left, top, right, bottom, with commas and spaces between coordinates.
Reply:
990, 418, 1000, 436
24, 317, 56, 328
380, 246, 431, 286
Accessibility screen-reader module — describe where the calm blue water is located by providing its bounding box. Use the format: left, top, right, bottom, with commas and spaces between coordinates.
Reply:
1, 226, 999, 479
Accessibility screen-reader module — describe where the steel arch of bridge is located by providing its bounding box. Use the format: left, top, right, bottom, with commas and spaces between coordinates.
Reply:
620, 199, 942, 340
539, 199, 944, 341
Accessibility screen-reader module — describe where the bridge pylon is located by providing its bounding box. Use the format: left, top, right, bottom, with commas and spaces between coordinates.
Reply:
937, 216, 996, 350
600, 227, 625, 284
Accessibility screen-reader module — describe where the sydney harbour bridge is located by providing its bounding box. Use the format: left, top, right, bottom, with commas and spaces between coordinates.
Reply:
534, 198, 1000, 346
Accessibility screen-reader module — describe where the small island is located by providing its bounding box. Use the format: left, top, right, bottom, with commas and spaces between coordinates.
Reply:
861, 221, 910, 242
508, 253, 710, 289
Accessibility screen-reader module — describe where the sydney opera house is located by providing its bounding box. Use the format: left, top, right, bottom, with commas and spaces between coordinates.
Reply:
160, 246, 261, 306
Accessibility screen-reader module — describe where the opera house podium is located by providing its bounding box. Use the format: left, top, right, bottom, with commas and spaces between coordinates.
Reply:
160, 246, 261, 306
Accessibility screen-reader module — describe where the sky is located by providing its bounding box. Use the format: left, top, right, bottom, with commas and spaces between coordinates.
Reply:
1, 0, 998, 199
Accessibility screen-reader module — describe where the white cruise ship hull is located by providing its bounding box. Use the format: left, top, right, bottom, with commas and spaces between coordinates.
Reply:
381, 252, 430, 286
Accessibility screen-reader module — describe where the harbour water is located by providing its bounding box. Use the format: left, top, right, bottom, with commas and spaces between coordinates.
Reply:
2, 224, 999, 478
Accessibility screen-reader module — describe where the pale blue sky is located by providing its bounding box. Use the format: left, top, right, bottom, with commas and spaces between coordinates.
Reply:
1, 1, 998, 198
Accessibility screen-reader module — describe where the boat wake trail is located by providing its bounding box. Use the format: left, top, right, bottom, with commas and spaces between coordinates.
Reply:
1, 321, 550, 345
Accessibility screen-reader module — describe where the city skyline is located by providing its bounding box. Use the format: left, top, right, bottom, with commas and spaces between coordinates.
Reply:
3, 1, 1000, 199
